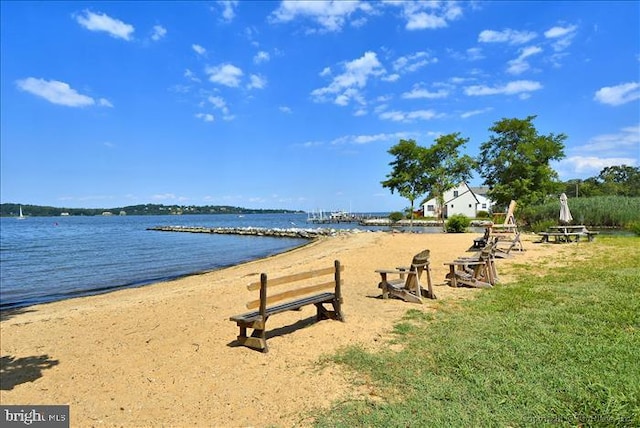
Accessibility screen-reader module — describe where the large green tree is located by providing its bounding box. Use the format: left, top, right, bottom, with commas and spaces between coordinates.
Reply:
562, 165, 640, 197
381, 139, 428, 226
597, 165, 640, 196
422, 133, 477, 226
381, 134, 476, 227
477, 116, 566, 208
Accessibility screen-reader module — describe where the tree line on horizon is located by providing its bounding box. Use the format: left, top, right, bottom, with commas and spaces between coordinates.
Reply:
0, 203, 302, 217
381, 115, 639, 224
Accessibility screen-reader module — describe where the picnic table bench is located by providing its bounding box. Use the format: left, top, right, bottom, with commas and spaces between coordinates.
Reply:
229, 260, 344, 352
538, 225, 599, 243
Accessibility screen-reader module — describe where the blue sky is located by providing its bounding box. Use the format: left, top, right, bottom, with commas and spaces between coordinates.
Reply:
1, 1, 638, 213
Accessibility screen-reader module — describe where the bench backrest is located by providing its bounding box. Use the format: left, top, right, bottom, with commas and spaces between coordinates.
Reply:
505, 200, 517, 225
403, 249, 430, 290
246, 260, 344, 316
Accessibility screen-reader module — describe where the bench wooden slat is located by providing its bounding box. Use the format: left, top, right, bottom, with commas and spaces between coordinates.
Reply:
246, 279, 342, 309
247, 265, 343, 290
231, 292, 336, 323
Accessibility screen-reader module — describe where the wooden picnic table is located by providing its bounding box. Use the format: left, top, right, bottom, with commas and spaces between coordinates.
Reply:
538, 225, 598, 243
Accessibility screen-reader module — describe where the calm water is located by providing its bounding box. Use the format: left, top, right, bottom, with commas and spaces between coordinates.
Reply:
0, 213, 319, 310
0, 213, 456, 310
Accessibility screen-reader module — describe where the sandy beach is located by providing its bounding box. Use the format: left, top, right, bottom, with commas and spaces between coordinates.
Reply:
1, 231, 573, 427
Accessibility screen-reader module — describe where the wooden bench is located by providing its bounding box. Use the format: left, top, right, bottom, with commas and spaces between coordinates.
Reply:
229, 260, 344, 352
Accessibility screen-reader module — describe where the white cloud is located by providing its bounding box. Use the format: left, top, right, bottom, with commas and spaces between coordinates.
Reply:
195, 113, 215, 122
405, 12, 447, 30
460, 107, 492, 119
192, 44, 206, 56
253, 51, 270, 64
217, 1, 239, 22
75, 10, 134, 41
207, 96, 235, 121
269, 0, 369, 32
465, 47, 484, 61
333, 132, 413, 145
392, 51, 437, 73
311, 51, 385, 106
594, 82, 640, 106
389, 1, 463, 30
478, 28, 537, 45
151, 25, 167, 41
578, 124, 640, 153
401, 86, 449, 99
556, 124, 640, 177
557, 156, 638, 176
247, 74, 267, 90
544, 24, 577, 51
206, 63, 243, 87
378, 109, 440, 122
545, 25, 574, 39
208, 96, 227, 111
507, 45, 543, 74
279, 106, 292, 114
464, 80, 543, 96
184, 69, 201, 83
16, 77, 109, 107
382, 73, 400, 82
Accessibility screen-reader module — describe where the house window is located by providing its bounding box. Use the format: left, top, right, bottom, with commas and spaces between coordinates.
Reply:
427, 205, 435, 212
451, 204, 454, 208
453, 190, 459, 197
482, 203, 487, 209
469, 204, 472, 208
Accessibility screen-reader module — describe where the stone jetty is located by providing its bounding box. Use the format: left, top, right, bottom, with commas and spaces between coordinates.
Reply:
147, 225, 362, 239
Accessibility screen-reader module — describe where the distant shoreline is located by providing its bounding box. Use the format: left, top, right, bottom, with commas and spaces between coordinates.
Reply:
0, 203, 304, 217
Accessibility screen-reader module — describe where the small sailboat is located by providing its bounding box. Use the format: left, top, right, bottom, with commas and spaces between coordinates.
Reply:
17, 205, 26, 220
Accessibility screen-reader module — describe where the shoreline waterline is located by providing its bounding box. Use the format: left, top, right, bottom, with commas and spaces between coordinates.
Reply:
0, 234, 321, 312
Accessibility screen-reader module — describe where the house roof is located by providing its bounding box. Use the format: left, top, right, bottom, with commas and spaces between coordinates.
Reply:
422, 182, 493, 206
469, 186, 490, 196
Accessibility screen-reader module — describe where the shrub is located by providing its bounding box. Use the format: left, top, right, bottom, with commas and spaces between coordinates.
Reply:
521, 196, 640, 228
476, 210, 491, 219
389, 211, 404, 223
627, 221, 640, 236
446, 214, 471, 233
531, 219, 556, 233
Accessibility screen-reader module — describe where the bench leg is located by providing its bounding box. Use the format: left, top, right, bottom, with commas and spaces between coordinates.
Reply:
446, 265, 458, 287
378, 272, 390, 299
315, 301, 344, 322
236, 320, 269, 352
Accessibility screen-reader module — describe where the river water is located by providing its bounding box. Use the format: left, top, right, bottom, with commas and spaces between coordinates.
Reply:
1, 213, 398, 310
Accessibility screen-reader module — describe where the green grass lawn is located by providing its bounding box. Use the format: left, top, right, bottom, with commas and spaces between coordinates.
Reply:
314, 237, 639, 427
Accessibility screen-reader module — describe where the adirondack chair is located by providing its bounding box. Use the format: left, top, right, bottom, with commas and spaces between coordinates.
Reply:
490, 200, 524, 252
494, 231, 524, 257
458, 239, 501, 281
376, 249, 436, 303
445, 241, 498, 288
492, 200, 517, 229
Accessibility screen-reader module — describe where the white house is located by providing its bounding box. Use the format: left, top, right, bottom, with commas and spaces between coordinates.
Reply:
422, 183, 493, 218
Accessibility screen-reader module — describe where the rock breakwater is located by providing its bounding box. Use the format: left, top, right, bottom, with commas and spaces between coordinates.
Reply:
147, 225, 363, 239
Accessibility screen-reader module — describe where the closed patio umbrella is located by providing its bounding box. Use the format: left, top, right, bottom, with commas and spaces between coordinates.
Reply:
559, 193, 573, 224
